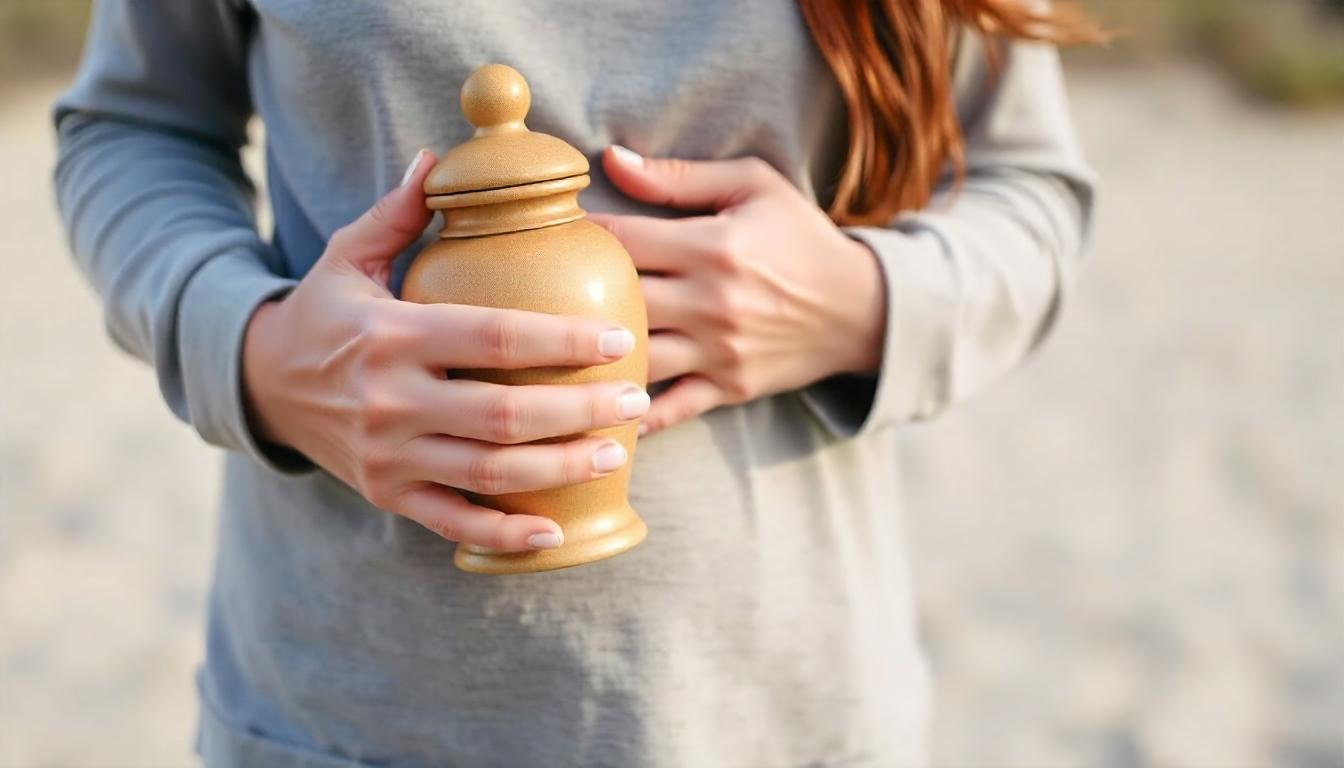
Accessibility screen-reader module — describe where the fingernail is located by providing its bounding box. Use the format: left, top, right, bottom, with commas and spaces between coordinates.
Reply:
527, 531, 563, 550
400, 149, 426, 187
611, 145, 644, 168
592, 441, 627, 473
598, 328, 635, 357
617, 388, 650, 420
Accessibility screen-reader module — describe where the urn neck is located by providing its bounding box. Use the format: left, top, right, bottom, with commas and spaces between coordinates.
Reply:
426, 174, 590, 239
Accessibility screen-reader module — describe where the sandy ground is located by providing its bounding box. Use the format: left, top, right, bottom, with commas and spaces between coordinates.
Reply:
1, 62, 1341, 767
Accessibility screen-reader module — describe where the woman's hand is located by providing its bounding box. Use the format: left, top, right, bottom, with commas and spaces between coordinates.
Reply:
590, 147, 887, 436
241, 151, 650, 552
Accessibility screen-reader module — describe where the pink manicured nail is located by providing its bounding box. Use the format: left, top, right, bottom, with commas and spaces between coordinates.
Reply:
527, 531, 563, 550
592, 442, 627, 473
610, 145, 644, 168
400, 150, 426, 187
598, 329, 635, 357
617, 388, 650, 420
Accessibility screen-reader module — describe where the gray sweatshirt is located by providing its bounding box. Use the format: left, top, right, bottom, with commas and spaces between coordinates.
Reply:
53, 1, 1094, 766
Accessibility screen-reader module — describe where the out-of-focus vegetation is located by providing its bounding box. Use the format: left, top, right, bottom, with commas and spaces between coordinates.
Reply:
1078, 0, 1344, 106
1179, 0, 1344, 105
0, 1, 89, 88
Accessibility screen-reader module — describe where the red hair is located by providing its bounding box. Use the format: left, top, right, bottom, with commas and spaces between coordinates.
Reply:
799, 0, 1105, 225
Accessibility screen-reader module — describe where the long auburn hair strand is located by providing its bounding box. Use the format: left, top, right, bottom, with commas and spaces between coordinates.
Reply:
799, 0, 1106, 226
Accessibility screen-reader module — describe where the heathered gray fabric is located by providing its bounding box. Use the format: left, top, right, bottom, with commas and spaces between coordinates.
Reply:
53, 2, 1095, 766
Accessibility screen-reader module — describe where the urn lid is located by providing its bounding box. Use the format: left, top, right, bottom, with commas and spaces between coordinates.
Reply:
424, 64, 589, 197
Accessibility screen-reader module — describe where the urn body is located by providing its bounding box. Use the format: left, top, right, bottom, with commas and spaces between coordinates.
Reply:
403, 218, 649, 573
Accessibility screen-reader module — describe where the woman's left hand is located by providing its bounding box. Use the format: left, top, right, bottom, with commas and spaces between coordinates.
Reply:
590, 146, 887, 436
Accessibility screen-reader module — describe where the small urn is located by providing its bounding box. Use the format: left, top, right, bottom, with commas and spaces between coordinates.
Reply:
402, 64, 649, 574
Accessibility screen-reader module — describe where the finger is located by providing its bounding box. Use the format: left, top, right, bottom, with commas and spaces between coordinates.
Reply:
639, 375, 723, 437
416, 378, 649, 444
641, 275, 702, 331
603, 145, 776, 212
398, 434, 630, 496
394, 483, 563, 552
647, 333, 702, 384
325, 150, 438, 282
388, 302, 636, 369
587, 213, 714, 274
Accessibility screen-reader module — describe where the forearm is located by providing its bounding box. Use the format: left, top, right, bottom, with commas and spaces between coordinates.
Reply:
801, 168, 1092, 436
54, 115, 296, 458
798, 35, 1096, 439
858, 169, 1089, 413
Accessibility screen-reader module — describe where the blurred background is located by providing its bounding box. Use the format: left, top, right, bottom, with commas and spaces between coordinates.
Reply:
1, 1, 1341, 766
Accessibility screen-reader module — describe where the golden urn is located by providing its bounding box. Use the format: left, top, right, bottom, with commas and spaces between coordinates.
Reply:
402, 64, 649, 574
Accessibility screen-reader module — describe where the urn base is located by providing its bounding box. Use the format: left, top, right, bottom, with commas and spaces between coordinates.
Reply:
453, 507, 647, 575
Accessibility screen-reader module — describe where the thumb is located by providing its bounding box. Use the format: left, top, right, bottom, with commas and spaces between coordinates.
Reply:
602, 145, 775, 213
325, 149, 438, 283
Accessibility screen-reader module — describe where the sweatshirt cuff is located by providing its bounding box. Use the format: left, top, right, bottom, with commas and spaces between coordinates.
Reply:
798, 226, 954, 438
176, 250, 312, 474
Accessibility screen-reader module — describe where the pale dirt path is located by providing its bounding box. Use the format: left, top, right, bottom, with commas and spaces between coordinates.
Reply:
1, 77, 216, 765
1, 63, 1341, 767
907, 63, 1344, 766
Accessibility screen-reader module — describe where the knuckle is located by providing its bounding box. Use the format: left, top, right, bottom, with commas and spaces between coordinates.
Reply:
704, 225, 742, 273
327, 225, 355, 255
364, 482, 395, 511
356, 381, 404, 435
660, 157, 694, 186
485, 524, 509, 553
359, 442, 397, 478
672, 400, 698, 425
719, 369, 752, 402
599, 216, 625, 241
369, 195, 393, 225
706, 285, 745, 331
720, 335, 748, 366
483, 391, 528, 444
357, 305, 411, 363
561, 442, 591, 486
478, 314, 521, 366
564, 321, 584, 362
356, 450, 398, 507
430, 517, 461, 543
588, 387, 606, 429
465, 453, 508, 495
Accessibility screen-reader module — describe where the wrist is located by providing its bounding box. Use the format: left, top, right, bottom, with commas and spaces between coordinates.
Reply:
241, 298, 289, 447
828, 236, 887, 376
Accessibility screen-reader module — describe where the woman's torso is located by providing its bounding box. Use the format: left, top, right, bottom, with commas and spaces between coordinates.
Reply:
201, 2, 927, 765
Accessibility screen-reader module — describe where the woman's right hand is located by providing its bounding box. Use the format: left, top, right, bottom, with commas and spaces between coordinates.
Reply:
241, 150, 649, 552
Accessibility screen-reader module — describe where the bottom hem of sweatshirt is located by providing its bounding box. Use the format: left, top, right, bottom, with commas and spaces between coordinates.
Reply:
196, 691, 367, 768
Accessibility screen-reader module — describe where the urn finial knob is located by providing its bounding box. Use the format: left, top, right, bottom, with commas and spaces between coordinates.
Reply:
461, 63, 531, 132
425, 63, 588, 198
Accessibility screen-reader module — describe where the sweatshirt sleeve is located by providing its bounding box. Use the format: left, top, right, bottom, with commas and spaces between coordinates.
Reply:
53, 0, 306, 472
799, 37, 1098, 438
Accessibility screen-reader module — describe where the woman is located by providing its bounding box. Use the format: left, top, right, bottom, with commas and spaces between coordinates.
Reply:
54, 1, 1099, 765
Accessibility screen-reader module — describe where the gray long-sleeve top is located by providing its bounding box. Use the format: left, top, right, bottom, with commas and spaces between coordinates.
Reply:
54, 2, 1094, 766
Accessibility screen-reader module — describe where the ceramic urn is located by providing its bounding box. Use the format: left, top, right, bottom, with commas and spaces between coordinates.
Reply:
402, 64, 649, 574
